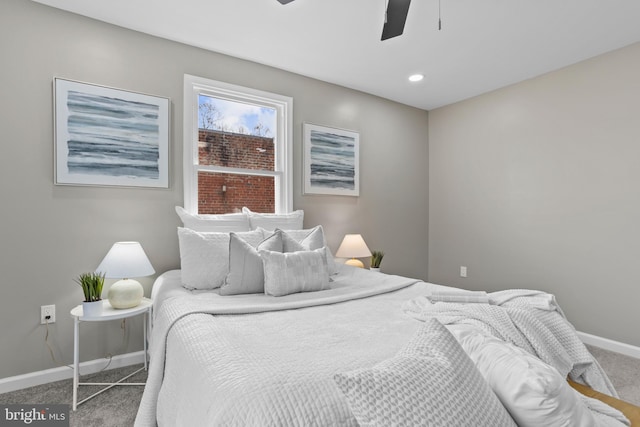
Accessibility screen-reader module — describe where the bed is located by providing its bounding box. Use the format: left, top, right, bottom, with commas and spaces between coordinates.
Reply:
134, 208, 634, 426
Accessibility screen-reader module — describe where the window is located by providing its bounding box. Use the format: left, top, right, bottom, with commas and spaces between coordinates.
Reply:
183, 74, 293, 214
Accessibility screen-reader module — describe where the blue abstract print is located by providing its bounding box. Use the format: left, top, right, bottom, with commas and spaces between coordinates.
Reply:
66, 91, 160, 179
309, 130, 355, 190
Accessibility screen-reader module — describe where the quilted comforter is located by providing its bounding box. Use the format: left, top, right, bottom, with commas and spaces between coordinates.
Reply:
135, 267, 432, 426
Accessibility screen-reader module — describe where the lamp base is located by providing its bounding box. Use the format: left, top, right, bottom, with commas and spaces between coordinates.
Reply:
345, 258, 365, 268
108, 279, 143, 309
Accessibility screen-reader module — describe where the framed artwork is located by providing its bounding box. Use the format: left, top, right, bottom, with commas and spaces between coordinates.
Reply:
303, 123, 360, 196
54, 78, 170, 188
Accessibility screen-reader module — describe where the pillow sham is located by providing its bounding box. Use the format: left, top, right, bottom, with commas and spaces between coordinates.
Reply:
177, 227, 264, 290
275, 226, 338, 275
175, 206, 251, 232
242, 207, 304, 231
220, 231, 283, 296
334, 319, 516, 427
279, 225, 325, 252
449, 325, 597, 427
259, 247, 330, 297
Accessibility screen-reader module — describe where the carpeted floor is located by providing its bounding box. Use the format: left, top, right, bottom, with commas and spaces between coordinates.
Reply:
0, 365, 147, 427
1, 346, 639, 426
587, 345, 640, 406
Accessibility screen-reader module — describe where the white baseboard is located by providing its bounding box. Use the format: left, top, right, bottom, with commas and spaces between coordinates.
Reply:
577, 331, 640, 360
0, 351, 145, 394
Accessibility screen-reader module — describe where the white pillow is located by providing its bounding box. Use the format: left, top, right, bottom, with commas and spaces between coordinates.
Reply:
259, 247, 330, 297
242, 207, 303, 231
449, 325, 597, 427
175, 206, 251, 232
220, 231, 283, 296
177, 227, 264, 290
334, 319, 516, 427
275, 226, 338, 275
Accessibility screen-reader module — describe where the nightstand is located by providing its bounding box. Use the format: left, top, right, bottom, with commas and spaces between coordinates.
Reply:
70, 298, 152, 410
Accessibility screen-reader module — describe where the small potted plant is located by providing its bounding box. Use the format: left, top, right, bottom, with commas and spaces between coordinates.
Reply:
75, 272, 105, 317
370, 250, 385, 272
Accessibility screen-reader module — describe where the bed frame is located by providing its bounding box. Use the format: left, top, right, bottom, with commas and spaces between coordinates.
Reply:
570, 380, 640, 426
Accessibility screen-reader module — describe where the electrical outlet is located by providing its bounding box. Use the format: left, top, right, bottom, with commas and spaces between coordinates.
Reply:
41, 305, 56, 324
460, 266, 468, 278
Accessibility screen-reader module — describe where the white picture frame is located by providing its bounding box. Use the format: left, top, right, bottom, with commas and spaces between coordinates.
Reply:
303, 123, 359, 197
54, 78, 170, 188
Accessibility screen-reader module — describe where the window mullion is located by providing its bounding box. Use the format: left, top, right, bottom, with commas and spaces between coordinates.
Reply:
197, 164, 281, 178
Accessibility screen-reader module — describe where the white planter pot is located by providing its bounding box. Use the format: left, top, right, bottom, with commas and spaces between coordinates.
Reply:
82, 300, 103, 317
370, 267, 381, 272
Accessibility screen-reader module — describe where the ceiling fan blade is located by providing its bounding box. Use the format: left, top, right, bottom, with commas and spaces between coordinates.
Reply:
276, 0, 295, 4
381, 0, 412, 40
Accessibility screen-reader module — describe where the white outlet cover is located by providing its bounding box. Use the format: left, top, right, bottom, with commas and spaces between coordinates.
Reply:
460, 266, 468, 278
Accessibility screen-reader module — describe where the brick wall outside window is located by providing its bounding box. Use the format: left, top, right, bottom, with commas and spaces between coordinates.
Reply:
197, 129, 275, 214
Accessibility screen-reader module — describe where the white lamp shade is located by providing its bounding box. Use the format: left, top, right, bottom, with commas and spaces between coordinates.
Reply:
96, 242, 155, 279
335, 234, 372, 259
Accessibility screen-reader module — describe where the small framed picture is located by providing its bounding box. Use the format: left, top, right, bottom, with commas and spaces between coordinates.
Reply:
303, 123, 359, 196
54, 78, 170, 188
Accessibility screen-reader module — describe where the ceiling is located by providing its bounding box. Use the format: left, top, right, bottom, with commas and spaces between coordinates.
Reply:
32, 0, 640, 110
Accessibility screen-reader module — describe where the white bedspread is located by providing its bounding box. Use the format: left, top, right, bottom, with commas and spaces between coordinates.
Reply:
135, 266, 432, 426
135, 268, 626, 427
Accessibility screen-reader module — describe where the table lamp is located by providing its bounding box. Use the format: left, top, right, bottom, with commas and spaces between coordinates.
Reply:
335, 234, 371, 268
96, 241, 155, 309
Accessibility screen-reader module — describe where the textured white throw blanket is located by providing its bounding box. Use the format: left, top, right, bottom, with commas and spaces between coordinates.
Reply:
428, 289, 490, 304
403, 289, 627, 426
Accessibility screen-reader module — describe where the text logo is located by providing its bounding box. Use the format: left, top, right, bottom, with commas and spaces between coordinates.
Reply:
0, 405, 68, 427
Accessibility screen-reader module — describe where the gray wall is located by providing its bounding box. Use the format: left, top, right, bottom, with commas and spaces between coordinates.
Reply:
428, 42, 640, 346
0, 0, 429, 379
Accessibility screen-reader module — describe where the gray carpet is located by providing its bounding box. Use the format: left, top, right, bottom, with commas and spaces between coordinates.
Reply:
587, 345, 640, 405
1, 346, 639, 426
0, 365, 147, 427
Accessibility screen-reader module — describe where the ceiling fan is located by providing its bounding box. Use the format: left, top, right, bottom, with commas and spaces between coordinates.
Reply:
276, 0, 412, 41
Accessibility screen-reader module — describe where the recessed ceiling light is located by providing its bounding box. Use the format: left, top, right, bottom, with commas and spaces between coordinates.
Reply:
408, 74, 424, 82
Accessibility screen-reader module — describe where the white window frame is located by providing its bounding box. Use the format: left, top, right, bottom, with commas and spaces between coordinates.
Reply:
183, 74, 293, 213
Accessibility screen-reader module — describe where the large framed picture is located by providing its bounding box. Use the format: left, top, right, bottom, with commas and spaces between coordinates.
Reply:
54, 78, 170, 188
303, 123, 360, 196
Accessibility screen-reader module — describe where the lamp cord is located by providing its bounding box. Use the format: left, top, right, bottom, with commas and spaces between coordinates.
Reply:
43, 318, 115, 375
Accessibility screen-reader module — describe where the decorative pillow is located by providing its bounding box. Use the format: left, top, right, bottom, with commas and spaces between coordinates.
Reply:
259, 247, 330, 297
276, 226, 338, 275
278, 226, 324, 251
220, 231, 283, 296
449, 326, 597, 427
242, 207, 304, 231
175, 206, 251, 232
334, 319, 516, 427
177, 227, 264, 290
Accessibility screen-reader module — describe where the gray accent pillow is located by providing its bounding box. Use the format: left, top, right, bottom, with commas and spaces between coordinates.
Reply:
220, 231, 283, 296
334, 319, 517, 427
259, 247, 331, 297
278, 226, 338, 274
